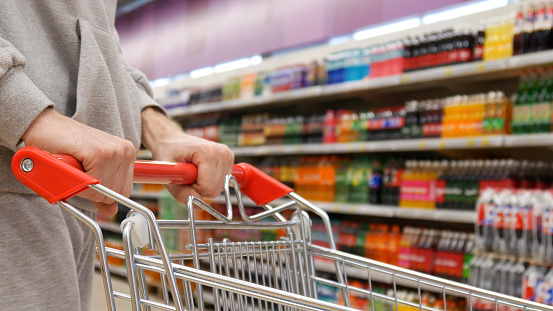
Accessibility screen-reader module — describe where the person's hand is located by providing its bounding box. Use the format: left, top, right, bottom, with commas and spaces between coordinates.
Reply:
22, 108, 136, 216
141, 108, 234, 202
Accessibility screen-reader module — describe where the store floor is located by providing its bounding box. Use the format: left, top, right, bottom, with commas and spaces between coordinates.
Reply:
91, 271, 165, 311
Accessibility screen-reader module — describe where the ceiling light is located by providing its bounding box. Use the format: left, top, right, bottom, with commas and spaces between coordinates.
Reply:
190, 67, 213, 79
353, 18, 421, 41
422, 0, 508, 24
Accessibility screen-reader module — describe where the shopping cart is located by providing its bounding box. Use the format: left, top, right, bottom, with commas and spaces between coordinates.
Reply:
11, 146, 553, 311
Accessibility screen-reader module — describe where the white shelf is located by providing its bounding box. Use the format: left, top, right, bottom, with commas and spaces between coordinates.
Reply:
209, 196, 475, 224
314, 260, 465, 295
162, 51, 553, 118
232, 135, 504, 156
503, 133, 553, 148
98, 221, 122, 233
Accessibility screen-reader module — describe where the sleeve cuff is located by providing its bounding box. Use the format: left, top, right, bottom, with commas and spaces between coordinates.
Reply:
0, 66, 54, 150
135, 82, 167, 115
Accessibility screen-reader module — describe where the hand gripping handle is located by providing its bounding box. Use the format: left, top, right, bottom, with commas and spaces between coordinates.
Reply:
12, 146, 293, 205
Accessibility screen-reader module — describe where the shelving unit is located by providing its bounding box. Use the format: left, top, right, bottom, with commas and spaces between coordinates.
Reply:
161, 50, 553, 118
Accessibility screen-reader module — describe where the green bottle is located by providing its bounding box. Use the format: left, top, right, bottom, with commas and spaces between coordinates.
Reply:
512, 70, 530, 134
535, 68, 553, 133
524, 69, 544, 134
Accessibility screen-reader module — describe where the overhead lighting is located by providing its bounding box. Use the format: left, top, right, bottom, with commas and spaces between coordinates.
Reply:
328, 35, 352, 46
249, 55, 263, 66
214, 58, 251, 73
150, 77, 172, 87
422, 0, 508, 24
190, 67, 213, 79
353, 17, 421, 41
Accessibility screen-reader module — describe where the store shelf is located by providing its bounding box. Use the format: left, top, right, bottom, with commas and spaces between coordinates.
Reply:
314, 260, 465, 295
98, 221, 122, 233
209, 196, 475, 224
503, 133, 553, 148
232, 136, 504, 156
162, 50, 553, 118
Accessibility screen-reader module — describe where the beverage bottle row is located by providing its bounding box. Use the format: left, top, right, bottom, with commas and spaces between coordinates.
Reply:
401, 159, 553, 210
403, 27, 478, 72
483, 15, 514, 61
469, 255, 553, 308
476, 189, 553, 262
398, 227, 475, 283
512, 67, 553, 134
513, 3, 553, 56
326, 41, 403, 84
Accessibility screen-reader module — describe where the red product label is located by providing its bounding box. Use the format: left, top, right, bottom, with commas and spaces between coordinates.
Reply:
474, 45, 483, 59
435, 180, 446, 204
404, 57, 412, 72
449, 50, 459, 64
458, 48, 473, 62
398, 247, 411, 269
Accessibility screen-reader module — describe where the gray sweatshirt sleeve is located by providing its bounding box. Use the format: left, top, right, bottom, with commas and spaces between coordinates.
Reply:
0, 38, 55, 151
112, 30, 166, 114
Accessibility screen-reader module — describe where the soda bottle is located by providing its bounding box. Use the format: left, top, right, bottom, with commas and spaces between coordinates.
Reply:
323, 110, 338, 144
532, 3, 546, 53
513, 8, 525, 55
512, 70, 530, 134
368, 159, 383, 205
435, 160, 449, 209
545, 2, 553, 51
463, 234, 475, 284
509, 260, 529, 298
434, 230, 449, 278
474, 25, 486, 61
522, 265, 547, 301
476, 188, 496, 252
388, 225, 401, 266
334, 158, 349, 203
524, 69, 544, 134
535, 67, 553, 133
398, 227, 414, 269
522, 5, 536, 54
382, 158, 404, 206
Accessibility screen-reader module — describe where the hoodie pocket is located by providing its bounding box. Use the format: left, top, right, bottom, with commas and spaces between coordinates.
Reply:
73, 18, 141, 148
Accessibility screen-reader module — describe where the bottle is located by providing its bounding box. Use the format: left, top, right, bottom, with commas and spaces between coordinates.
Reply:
532, 3, 546, 52
523, 5, 536, 54
546, 2, 553, 51
512, 70, 531, 134
513, 8, 525, 55
463, 234, 475, 283
524, 69, 543, 134
368, 159, 383, 205
323, 110, 338, 144
398, 227, 414, 269
535, 66, 553, 133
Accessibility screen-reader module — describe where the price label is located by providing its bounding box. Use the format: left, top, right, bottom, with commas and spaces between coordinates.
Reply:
277, 146, 284, 153
477, 63, 485, 72
359, 144, 367, 152
285, 91, 292, 100
444, 67, 452, 77
332, 205, 340, 213
294, 146, 301, 154
419, 140, 426, 149
401, 74, 409, 83
467, 139, 475, 147
307, 88, 314, 97
348, 206, 356, 214
258, 148, 269, 156
438, 140, 446, 149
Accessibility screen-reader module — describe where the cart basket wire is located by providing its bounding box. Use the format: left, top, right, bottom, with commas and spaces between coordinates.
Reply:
11, 146, 553, 311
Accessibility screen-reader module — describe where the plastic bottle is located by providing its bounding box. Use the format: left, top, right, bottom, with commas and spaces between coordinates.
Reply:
535, 67, 553, 133
476, 188, 496, 252
323, 110, 338, 144
512, 70, 531, 134
398, 227, 413, 269
463, 234, 475, 284
513, 8, 524, 55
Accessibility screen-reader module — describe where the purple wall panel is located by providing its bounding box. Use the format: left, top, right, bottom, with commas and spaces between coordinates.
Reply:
116, 0, 463, 80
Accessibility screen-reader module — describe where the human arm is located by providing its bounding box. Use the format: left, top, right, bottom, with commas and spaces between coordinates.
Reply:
141, 107, 235, 202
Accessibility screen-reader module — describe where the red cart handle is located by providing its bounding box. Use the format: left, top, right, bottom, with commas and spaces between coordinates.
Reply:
12, 146, 292, 206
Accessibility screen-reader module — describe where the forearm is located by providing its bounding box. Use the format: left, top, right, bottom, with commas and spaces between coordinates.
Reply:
141, 107, 183, 154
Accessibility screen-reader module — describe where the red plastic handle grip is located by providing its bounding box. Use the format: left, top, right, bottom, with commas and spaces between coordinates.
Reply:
13, 147, 292, 206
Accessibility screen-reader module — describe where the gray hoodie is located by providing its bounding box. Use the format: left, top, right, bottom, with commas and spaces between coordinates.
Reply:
0, 1, 161, 199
